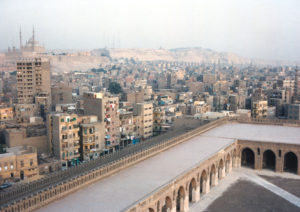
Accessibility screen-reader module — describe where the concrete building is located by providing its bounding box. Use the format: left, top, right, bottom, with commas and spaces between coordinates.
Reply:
287, 104, 300, 120
51, 84, 73, 107
122, 90, 144, 104
78, 115, 104, 161
16, 58, 50, 104
0, 146, 38, 183
14, 104, 37, 123
133, 103, 153, 139
251, 100, 268, 118
4, 125, 48, 154
83, 92, 120, 151
293, 68, 300, 103
119, 110, 134, 148
47, 113, 80, 168
228, 94, 245, 112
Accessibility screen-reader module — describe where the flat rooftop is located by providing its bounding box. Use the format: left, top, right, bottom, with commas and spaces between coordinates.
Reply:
39, 137, 234, 211
203, 123, 300, 144
38, 123, 300, 212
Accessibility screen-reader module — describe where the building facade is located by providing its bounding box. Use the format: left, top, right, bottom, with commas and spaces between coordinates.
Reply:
16, 58, 50, 104
83, 92, 120, 151
47, 113, 80, 168
133, 102, 153, 139
0, 146, 38, 183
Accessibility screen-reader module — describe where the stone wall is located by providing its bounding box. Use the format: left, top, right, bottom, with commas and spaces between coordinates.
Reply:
124, 142, 238, 212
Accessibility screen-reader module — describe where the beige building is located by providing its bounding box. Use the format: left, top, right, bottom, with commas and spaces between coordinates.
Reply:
14, 104, 37, 123
133, 102, 153, 139
119, 110, 134, 147
51, 84, 73, 107
83, 92, 120, 151
78, 115, 104, 161
4, 125, 48, 154
153, 107, 165, 135
17, 58, 50, 104
122, 90, 144, 104
251, 100, 268, 118
0, 146, 38, 183
47, 113, 80, 168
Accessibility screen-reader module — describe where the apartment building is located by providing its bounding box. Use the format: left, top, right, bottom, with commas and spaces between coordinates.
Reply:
133, 103, 153, 139
51, 84, 73, 106
287, 104, 300, 120
47, 113, 80, 168
78, 115, 104, 161
83, 92, 120, 151
16, 58, 50, 104
119, 110, 134, 148
251, 100, 268, 118
0, 146, 38, 183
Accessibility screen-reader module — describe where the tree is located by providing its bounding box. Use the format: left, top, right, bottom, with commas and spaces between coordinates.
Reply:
108, 82, 123, 94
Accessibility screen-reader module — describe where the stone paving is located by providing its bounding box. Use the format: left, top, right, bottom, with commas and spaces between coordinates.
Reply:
190, 168, 300, 212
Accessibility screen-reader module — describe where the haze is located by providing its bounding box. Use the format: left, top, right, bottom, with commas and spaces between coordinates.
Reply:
0, 0, 300, 61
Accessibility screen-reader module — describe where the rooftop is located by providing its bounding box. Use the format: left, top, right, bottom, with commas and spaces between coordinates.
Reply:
203, 123, 300, 145
38, 123, 300, 212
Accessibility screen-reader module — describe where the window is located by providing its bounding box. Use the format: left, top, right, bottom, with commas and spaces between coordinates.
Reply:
61, 118, 64, 122
20, 161, 24, 167
30, 159, 34, 166
10, 163, 14, 169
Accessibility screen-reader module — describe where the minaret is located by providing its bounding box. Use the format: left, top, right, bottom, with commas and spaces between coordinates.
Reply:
19, 26, 22, 50
32, 26, 35, 51
32, 26, 35, 42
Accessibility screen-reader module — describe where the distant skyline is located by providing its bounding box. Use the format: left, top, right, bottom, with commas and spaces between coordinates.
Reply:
0, 0, 300, 61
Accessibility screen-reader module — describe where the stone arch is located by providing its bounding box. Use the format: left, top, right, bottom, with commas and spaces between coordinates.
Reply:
284, 151, 298, 174
162, 196, 172, 212
225, 153, 231, 174
148, 208, 155, 212
218, 159, 224, 179
176, 186, 186, 212
263, 149, 276, 171
210, 164, 217, 187
241, 147, 255, 168
200, 170, 208, 194
189, 178, 197, 203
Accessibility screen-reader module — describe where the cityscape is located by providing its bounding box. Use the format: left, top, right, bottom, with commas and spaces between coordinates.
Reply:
0, 1, 300, 212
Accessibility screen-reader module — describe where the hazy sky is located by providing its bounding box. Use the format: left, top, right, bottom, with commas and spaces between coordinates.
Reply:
1, 0, 300, 61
